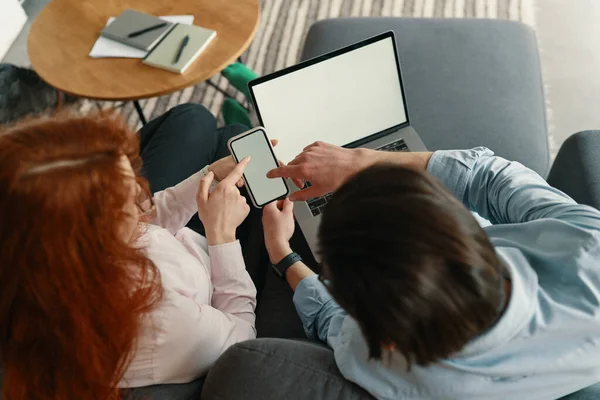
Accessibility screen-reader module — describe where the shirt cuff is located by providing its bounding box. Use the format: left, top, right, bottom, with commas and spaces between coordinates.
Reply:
169, 170, 204, 215
169, 166, 220, 216
426, 147, 493, 203
208, 240, 245, 280
293, 275, 335, 340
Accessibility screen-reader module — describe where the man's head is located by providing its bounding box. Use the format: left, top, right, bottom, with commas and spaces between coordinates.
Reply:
318, 164, 506, 366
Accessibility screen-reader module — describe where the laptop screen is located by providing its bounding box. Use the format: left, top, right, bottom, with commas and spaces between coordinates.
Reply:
250, 34, 408, 164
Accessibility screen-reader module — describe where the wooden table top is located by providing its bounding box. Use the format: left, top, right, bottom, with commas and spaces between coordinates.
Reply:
28, 0, 260, 101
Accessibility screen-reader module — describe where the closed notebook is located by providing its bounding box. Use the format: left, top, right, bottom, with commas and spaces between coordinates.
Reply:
142, 24, 217, 74
100, 9, 174, 52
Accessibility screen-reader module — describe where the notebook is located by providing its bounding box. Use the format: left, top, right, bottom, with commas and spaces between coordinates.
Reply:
100, 9, 175, 52
142, 24, 217, 74
90, 15, 194, 59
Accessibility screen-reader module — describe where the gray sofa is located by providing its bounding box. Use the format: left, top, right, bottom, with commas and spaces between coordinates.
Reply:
199, 18, 600, 400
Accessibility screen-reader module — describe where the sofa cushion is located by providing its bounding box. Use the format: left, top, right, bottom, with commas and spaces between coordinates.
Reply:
560, 383, 600, 400
202, 338, 374, 400
547, 130, 600, 209
124, 377, 205, 400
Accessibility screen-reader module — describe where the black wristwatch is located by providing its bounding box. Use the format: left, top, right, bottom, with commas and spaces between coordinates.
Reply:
272, 252, 303, 280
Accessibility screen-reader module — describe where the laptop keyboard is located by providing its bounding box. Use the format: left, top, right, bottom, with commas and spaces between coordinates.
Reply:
306, 189, 334, 217
306, 139, 409, 217
377, 139, 409, 153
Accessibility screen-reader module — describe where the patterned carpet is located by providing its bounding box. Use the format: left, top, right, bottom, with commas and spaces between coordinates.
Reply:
79, 0, 536, 129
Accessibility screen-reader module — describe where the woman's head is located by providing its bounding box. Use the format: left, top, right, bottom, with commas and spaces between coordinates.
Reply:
318, 164, 505, 367
0, 114, 162, 399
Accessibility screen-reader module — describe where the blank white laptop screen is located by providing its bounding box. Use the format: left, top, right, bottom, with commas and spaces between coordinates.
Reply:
251, 36, 408, 164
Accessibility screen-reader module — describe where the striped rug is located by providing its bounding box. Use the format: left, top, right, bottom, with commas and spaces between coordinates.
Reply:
79, 0, 536, 130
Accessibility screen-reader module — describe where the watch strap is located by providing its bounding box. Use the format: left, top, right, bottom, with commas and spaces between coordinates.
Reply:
272, 252, 303, 280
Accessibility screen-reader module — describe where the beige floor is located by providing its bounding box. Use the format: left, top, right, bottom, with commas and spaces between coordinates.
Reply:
536, 0, 600, 155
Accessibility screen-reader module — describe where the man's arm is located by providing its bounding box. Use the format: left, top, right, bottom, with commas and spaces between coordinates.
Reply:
426, 147, 600, 229
267, 244, 315, 291
268, 240, 348, 344
267, 141, 432, 201
262, 200, 348, 343
268, 142, 600, 229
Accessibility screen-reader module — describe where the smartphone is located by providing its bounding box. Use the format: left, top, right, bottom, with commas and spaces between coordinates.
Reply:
227, 127, 290, 208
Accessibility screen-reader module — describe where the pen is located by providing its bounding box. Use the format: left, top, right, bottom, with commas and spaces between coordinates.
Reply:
173, 35, 189, 64
128, 22, 168, 38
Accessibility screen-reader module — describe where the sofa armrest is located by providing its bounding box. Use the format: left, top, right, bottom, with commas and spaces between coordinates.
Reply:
547, 131, 600, 209
123, 377, 205, 400
202, 338, 374, 400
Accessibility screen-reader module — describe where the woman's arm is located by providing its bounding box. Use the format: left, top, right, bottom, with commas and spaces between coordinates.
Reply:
208, 241, 257, 324
144, 163, 257, 383
151, 169, 207, 235
150, 285, 256, 383
149, 154, 247, 234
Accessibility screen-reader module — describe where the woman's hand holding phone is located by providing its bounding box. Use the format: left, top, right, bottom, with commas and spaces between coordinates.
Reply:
197, 157, 251, 245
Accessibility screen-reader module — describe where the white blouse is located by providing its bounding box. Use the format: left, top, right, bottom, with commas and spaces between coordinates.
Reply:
120, 170, 257, 387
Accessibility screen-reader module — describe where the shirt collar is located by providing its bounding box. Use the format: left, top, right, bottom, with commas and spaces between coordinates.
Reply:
454, 250, 538, 358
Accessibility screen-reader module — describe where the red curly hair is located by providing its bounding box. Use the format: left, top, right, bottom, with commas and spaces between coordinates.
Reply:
0, 113, 162, 400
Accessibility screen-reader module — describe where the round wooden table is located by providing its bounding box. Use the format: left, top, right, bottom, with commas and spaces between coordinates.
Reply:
28, 0, 260, 120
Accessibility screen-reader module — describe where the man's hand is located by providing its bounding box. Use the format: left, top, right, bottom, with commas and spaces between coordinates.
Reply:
262, 198, 295, 264
197, 157, 251, 245
267, 142, 375, 201
209, 139, 279, 186
267, 141, 434, 201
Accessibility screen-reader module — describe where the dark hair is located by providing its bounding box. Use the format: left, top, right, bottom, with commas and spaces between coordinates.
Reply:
318, 164, 505, 366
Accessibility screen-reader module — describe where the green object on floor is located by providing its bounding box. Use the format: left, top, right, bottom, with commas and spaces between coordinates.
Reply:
221, 62, 258, 99
222, 98, 251, 127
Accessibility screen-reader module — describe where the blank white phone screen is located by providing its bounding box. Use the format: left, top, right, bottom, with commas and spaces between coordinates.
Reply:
230, 130, 288, 206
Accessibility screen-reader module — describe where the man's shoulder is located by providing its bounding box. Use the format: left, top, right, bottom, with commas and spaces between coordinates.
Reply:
332, 317, 502, 400
334, 311, 600, 400
490, 221, 600, 324
487, 217, 600, 274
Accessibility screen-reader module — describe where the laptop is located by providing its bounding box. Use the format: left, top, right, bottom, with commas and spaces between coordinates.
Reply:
248, 31, 427, 261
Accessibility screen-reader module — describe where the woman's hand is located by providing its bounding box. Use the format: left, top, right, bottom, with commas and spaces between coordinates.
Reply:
209, 139, 279, 185
197, 157, 251, 245
262, 198, 295, 264
208, 156, 245, 187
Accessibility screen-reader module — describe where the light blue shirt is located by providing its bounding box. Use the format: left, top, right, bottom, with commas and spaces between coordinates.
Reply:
293, 148, 600, 400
